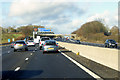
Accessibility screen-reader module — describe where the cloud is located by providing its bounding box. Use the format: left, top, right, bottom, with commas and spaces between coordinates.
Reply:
2, 1, 86, 34
87, 10, 118, 28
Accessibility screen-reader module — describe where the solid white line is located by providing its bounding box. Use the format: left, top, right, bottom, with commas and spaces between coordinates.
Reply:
14, 67, 20, 71
59, 50, 103, 80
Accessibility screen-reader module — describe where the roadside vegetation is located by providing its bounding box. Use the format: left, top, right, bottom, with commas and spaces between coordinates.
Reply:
72, 21, 119, 44
0, 25, 44, 44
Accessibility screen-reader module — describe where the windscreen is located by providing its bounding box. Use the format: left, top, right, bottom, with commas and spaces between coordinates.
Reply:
41, 38, 50, 41
109, 40, 116, 43
45, 41, 56, 45
28, 41, 33, 42
15, 41, 25, 44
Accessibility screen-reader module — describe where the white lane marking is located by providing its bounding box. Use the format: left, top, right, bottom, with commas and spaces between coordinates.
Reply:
30, 53, 33, 55
59, 50, 103, 80
25, 58, 29, 61
33, 51, 35, 52
8, 51, 10, 53
15, 67, 20, 71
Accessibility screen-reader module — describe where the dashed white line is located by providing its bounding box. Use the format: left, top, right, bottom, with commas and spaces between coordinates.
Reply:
33, 51, 35, 52
25, 58, 29, 61
15, 67, 20, 71
59, 50, 103, 80
30, 53, 33, 55
8, 51, 10, 53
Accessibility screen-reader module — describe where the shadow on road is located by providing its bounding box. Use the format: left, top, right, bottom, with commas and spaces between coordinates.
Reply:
2, 70, 43, 80
43, 51, 60, 54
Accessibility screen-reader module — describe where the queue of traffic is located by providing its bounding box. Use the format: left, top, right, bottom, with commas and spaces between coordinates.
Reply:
10, 37, 118, 52
10, 37, 59, 53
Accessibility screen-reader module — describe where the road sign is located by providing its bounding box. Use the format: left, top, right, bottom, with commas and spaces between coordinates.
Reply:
38, 28, 52, 32
8, 39, 10, 42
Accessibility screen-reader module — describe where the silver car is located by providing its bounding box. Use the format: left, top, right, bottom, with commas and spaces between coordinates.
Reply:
39, 37, 51, 50
14, 40, 28, 52
42, 40, 59, 53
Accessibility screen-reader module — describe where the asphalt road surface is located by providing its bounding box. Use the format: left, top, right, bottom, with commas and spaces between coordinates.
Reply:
1, 45, 96, 80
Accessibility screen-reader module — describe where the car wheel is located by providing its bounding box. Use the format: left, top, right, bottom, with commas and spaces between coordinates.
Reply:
14, 49, 17, 52
115, 45, 117, 48
105, 45, 107, 48
43, 51, 45, 54
40, 46, 42, 50
25, 48, 28, 51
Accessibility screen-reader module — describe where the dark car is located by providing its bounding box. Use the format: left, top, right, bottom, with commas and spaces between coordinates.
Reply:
105, 39, 117, 48
75, 40, 81, 44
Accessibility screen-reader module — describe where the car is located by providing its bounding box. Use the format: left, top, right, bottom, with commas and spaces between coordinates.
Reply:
39, 37, 51, 50
27, 40, 35, 47
105, 39, 117, 48
69, 39, 75, 43
14, 40, 28, 52
75, 40, 81, 44
42, 40, 59, 53
11, 41, 15, 48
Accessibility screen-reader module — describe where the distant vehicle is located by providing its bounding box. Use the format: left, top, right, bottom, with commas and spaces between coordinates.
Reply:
42, 40, 59, 53
27, 40, 35, 47
14, 40, 28, 52
75, 40, 81, 44
70, 39, 75, 42
11, 42, 15, 48
105, 39, 117, 48
34, 36, 40, 44
39, 37, 51, 50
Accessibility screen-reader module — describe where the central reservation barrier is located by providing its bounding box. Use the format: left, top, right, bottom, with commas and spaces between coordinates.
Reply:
57, 41, 120, 71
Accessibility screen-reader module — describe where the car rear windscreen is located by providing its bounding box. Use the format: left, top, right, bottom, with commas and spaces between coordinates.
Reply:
28, 41, 33, 42
109, 40, 116, 43
46, 41, 56, 45
16, 41, 25, 44
41, 38, 50, 41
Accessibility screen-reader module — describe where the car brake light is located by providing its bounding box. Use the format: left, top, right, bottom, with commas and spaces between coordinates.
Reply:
24, 44, 26, 45
40, 42, 41, 44
56, 44, 58, 46
44, 43, 46, 46
14, 44, 16, 46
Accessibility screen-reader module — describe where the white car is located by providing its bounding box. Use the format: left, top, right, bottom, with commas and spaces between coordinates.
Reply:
27, 40, 35, 47
39, 37, 51, 50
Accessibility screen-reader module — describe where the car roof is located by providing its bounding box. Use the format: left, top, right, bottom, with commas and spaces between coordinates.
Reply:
45, 40, 56, 42
16, 40, 25, 42
41, 37, 50, 38
107, 39, 115, 41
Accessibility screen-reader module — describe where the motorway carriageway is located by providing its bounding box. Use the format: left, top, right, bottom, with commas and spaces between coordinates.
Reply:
1, 45, 100, 80
57, 38, 120, 50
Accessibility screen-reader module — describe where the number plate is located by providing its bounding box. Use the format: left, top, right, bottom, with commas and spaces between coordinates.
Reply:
18, 44, 23, 46
48, 48, 54, 49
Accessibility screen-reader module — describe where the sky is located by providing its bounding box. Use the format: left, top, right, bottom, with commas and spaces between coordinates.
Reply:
0, 0, 119, 34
